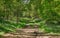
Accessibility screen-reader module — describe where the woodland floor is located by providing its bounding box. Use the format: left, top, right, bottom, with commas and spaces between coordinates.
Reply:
0, 28, 60, 38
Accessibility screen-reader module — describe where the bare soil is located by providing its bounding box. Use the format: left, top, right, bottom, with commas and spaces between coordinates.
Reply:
0, 28, 60, 38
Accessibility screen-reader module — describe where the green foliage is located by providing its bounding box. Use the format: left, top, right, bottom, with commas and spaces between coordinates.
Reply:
0, 0, 60, 34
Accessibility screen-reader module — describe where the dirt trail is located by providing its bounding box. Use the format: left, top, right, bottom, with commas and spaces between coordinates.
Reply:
0, 25, 60, 38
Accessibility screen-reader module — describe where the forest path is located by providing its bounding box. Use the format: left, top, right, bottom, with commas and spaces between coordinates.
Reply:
0, 28, 60, 38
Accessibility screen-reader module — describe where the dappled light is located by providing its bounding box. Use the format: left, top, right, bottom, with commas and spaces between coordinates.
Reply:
0, 0, 60, 38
